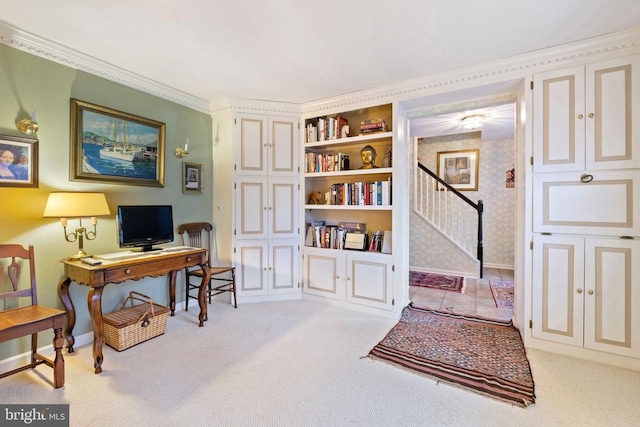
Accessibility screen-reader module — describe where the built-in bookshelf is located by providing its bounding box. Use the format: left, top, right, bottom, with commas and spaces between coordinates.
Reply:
303, 103, 393, 254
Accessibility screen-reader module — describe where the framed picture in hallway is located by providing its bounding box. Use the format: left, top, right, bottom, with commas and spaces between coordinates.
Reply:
182, 162, 203, 193
436, 149, 479, 191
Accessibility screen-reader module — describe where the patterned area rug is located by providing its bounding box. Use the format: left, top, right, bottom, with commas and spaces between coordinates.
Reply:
490, 281, 515, 310
368, 304, 535, 407
409, 271, 465, 293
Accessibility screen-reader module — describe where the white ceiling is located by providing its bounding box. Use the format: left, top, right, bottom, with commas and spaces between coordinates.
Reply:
1, 0, 640, 106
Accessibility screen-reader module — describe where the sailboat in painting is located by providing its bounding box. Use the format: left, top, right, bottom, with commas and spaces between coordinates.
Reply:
99, 119, 143, 162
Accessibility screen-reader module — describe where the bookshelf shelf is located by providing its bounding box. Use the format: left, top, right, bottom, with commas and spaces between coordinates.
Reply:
304, 204, 392, 211
304, 167, 392, 178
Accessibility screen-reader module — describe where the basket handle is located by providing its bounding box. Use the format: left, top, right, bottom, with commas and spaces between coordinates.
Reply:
118, 291, 156, 324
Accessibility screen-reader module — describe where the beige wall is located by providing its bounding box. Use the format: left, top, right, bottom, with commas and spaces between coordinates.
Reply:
0, 44, 213, 360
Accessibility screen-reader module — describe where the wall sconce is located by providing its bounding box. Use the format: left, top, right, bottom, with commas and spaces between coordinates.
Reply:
16, 108, 39, 135
174, 139, 189, 158
460, 114, 485, 130
43, 192, 111, 260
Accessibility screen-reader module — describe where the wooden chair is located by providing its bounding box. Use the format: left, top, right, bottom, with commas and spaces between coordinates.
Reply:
177, 222, 237, 310
0, 244, 65, 388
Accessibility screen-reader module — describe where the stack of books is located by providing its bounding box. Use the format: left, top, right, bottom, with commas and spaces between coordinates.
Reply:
359, 119, 387, 135
306, 116, 349, 142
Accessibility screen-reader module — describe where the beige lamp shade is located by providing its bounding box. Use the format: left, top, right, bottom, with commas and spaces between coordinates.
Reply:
43, 192, 111, 218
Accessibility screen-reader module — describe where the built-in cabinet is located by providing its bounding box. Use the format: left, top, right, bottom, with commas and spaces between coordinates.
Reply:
532, 235, 640, 358
233, 113, 301, 302
531, 54, 640, 361
301, 104, 396, 313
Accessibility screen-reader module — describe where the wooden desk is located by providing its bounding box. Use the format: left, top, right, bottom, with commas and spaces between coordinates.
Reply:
57, 248, 211, 373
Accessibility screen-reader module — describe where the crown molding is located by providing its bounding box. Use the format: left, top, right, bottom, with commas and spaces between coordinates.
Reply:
302, 27, 640, 116
0, 20, 212, 114
210, 98, 301, 116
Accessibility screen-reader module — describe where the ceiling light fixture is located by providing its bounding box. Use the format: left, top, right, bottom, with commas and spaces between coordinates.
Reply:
460, 114, 485, 130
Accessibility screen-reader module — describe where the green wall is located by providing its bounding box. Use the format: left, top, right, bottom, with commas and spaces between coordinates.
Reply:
0, 44, 213, 360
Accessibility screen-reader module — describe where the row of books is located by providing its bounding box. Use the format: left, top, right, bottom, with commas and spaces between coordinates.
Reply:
328, 179, 392, 206
305, 152, 350, 173
305, 224, 386, 252
359, 119, 387, 135
306, 116, 349, 142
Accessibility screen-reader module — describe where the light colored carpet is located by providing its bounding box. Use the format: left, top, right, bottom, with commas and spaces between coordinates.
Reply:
1, 298, 640, 426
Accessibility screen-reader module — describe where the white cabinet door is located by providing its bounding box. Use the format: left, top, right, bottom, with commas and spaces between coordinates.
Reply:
236, 176, 299, 240
533, 170, 640, 236
533, 65, 586, 173
533, 235, 640, 357
235, 114, 299, 176
269, 239, 300, 295
345, 251, 393, 310
532, 234, 585, 347
584, 238, 640, 358
533, 55, 640, 172
236, 240, 268, 297
585, 56, 640, 170
235, 239, 300, 298
303, 247, 344, 300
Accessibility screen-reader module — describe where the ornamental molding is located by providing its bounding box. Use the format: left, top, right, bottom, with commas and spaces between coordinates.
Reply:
0, 21, 212, 114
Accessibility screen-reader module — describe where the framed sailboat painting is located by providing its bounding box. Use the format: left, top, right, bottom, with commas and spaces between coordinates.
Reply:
70, 99, 166, 187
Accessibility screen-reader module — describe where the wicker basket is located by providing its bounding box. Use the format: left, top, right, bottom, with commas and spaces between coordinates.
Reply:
103, 291, 169, 351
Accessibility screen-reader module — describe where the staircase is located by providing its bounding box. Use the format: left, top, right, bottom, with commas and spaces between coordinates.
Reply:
415, 162, 484, 277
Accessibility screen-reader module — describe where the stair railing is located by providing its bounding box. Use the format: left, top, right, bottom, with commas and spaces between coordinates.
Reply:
416, 162, 484, 276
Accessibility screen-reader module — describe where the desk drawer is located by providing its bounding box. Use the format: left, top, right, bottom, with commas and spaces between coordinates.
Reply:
104, 254, 204, 283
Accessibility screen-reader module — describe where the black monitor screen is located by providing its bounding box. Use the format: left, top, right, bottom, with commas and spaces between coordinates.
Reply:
117, 205, 174, 251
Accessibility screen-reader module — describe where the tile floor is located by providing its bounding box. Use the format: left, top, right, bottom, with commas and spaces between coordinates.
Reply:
409, 267, 514, 322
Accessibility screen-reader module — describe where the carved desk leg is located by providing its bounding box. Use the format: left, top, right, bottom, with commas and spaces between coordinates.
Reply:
52, 326, 65, 388
57, 277, 76, 352
198, 264, 211, 327
168, 269, 177, 316
87, 286, 105, 374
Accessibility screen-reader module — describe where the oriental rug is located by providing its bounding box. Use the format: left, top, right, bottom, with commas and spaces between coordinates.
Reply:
368, 304, 535, 407
490, 280, 515, 311
409, 271, 465, 293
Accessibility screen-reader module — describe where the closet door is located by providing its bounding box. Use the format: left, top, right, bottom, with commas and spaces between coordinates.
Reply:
532, 235, 584, 347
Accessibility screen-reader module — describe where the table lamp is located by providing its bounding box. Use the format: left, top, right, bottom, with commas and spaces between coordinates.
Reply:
43, 192, 111, 260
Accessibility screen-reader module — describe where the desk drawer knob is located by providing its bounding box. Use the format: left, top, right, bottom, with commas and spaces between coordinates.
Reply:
186, 257, 191, 262
125, 269, 131, 274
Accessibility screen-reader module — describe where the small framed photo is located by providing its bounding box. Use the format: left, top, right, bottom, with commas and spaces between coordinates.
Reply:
0, 134, 38, 188
436, 149, 479, 191
183, 162, 203, 193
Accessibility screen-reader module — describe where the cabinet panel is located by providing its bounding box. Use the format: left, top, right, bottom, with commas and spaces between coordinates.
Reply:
237, 115, 266, 175
345, 251, 393, 310
303, 249, 343, 300
236, 177, 267, 238
586, 56, 640, 170
269, 177, 298, 238
584, 238, 640, 357
270, 118, 298, 175
533, 171, 640, 236
533, 66, 585, 172
236, 242, 267, 296
270, 240, 299, 294
532, 235, 584, 347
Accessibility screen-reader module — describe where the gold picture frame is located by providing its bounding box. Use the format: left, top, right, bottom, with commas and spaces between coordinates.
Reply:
182, 162, 203, 194
0, 134, 38, 188
436, 149, 479, 191
70, 99, 166, 187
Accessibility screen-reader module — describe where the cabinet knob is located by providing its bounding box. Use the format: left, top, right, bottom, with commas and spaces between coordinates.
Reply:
263, 267, 267, 271
264, 207, 267, 210
186, 257, 191, 262
588, 289, 594, 295
268, 206, 272, 210
589, 113, 595, 118
577, 114, 584, 119
580, 174, 594, 183
336, 276, 339, 279
269, 267, 272, 270
125, 269, 131, 275
577, 288, 583, 294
